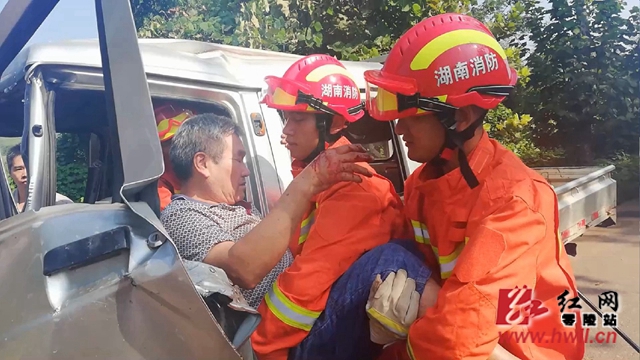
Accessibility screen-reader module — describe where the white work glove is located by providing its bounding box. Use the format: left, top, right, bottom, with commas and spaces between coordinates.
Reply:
365, 269, 420, 345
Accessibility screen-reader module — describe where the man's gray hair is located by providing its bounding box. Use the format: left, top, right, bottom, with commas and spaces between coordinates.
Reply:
170, 113, 244, 182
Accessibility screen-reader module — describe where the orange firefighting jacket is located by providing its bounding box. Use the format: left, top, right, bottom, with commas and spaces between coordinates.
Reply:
251, 137, 408, 360
388, 132, 585, 360
158, 152, 181, 211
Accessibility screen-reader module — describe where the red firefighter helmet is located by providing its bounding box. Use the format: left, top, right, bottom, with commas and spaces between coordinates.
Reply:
364, 13, 518, 121
155, 104, 196, 142
262, 54, 365, 122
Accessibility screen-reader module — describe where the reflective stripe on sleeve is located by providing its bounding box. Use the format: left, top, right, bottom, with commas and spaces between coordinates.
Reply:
264, 281, 321, 331
439, 240, 466, 279
298, 203, 319, 245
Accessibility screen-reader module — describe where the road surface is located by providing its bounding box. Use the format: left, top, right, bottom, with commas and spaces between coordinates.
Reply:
569, 199, 639, 359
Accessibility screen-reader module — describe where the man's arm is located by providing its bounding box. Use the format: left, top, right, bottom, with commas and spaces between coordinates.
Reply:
404, 196, 543, 360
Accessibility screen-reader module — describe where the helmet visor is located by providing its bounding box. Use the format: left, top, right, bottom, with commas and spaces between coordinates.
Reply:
262, 76, 317, 113
365, 70, 459, 121
364, 69, 426, 121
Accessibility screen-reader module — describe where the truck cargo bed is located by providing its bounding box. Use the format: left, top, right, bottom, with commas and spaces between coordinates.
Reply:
534, 166, 617, 243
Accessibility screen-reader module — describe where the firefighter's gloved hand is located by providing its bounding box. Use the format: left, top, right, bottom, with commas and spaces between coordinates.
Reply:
365, 269, 420, 345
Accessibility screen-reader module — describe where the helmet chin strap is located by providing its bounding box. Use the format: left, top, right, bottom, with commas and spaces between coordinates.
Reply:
302, 113, 338, 164
430, 111, 484, 189
302, 117, 328, 164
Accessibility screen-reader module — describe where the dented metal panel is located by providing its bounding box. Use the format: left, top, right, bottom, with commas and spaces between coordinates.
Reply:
0, 204, 242, 359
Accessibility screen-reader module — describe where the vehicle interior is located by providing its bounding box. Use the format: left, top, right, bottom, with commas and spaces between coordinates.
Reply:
343, 112, 406, 195
2, 85, 406, 215
1, 87, 237, 209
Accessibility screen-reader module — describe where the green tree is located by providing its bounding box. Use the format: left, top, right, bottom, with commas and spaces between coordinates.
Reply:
134, 0, 550, 162
523, 0, 639, 164
134, 0, 552, 62
56, 133, 88, 202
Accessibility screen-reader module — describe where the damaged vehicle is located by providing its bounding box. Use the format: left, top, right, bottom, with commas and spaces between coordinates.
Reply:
0, 0, 624, 358
0, 0, 261, 358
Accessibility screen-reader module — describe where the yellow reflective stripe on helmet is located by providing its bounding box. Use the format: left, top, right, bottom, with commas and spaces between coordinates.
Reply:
439, 239, 468, 279
298, 203, 319, 245
407, 338, 417, 360
410, 29, 507, 71
306, 64, 355, 82
264, 281, 321, 331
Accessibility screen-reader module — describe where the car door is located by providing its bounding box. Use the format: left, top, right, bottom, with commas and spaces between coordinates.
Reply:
0, 0, 245, 359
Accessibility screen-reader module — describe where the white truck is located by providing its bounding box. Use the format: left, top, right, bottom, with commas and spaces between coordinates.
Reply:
534, 166, 617, 243
0, 0, 618, 358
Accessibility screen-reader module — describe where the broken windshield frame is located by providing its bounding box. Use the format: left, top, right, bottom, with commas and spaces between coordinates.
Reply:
0, 0, 164, 218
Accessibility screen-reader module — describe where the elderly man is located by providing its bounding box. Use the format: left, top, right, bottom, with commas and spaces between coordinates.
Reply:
160, 112, 375, 308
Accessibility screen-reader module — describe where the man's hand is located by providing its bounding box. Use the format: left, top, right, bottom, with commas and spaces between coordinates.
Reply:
366, 270, 420, 345
299, 144, 374, 194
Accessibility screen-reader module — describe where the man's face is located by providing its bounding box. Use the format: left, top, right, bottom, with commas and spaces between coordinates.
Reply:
395, 113, 446, 163
281, 111, 320, 161
206, 134, 251, 204
10, 154, 27, 188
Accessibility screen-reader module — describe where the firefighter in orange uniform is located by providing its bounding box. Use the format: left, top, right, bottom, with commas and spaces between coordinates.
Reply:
362, 13, 585, 360
154, 104, 195, 211
251, 54, 428, 360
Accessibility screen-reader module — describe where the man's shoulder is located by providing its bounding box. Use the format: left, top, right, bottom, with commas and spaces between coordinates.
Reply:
479, 148, 556, 213
161, 196, 209, 223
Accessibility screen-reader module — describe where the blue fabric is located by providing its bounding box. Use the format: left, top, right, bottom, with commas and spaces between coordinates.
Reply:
288, 240, 432, 360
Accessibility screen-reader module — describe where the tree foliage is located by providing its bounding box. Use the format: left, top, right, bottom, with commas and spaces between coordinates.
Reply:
134, 0, 552, 161
522, 0, 639, 164
135, 0, 478, 60
46, 0, 626, 201
56, 133, 88, 202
